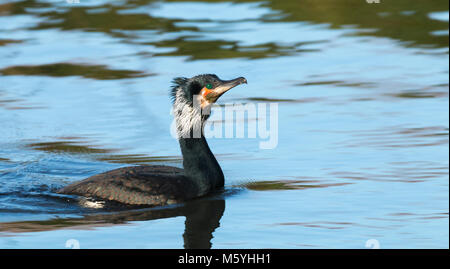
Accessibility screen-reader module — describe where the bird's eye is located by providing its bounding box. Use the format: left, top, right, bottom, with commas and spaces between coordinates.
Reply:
205, 83, 213, 89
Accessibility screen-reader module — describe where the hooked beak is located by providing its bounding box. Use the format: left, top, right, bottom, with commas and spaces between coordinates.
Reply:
204, 77, 247, 103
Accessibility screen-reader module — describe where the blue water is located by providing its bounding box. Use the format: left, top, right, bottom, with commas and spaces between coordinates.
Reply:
0, 0, 448, 248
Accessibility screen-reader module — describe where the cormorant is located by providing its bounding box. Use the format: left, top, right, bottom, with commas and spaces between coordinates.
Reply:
57, 74, 247, 207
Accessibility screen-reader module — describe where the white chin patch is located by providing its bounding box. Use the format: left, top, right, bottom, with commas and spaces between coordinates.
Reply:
173, 90, 207, 138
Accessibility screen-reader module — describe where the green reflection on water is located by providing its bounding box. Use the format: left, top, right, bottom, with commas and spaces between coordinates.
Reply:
149, 39, 299, 60
238, 180, 352, 191
165, 0, 449, 48
1, 0, 447, 64
0, 63, 151, 80
26, 139, 182, 165
27, 141, 113, 154
0, 39, 22, 46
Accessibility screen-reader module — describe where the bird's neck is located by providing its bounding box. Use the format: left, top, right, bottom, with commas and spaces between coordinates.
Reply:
178, 136, 224, 196
174, 95, 224, 196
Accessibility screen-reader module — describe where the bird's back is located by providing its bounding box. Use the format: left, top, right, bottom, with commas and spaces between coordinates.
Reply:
57, 165, 198, 206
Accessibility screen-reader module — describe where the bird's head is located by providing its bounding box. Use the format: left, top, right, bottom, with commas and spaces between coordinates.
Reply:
170, 74, 247, 138
171, 74, 247, 108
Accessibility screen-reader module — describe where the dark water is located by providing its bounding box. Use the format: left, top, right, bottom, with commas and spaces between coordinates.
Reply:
0, 0, 448, 248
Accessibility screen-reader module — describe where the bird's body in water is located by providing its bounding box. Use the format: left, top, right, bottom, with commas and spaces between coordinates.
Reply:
57, 74, 247, 207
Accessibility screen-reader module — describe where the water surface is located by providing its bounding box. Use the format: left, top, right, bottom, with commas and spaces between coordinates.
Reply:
0, 0, 448, 248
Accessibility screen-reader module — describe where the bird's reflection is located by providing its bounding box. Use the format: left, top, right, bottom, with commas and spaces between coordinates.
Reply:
182, 198, 224, 249
0, 196, 226, 249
